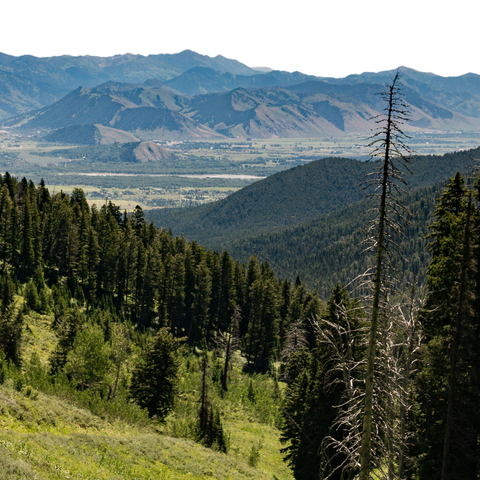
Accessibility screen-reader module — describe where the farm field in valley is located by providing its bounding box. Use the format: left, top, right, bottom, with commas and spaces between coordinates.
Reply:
1, 130, 479, 210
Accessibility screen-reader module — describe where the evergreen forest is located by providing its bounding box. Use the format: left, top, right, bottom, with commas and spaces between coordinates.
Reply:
1, 136, 480, 476
0, 160, 479, 479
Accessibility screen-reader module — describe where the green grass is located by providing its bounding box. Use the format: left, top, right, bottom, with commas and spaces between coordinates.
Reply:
0, 308, 293, 480
0, 380, 288, 479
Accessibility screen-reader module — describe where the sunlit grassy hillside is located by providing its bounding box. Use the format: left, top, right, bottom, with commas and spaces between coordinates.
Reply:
0, 307, 293, 480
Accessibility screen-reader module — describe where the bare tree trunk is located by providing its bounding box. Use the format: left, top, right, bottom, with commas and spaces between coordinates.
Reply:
398, 282, 422, 479
359, 89, 392, 480
359, 70, 411, 480
222, 334, 231, 392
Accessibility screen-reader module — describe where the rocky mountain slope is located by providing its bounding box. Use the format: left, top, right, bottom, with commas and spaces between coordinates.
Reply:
3, 52, 480, 139
8, 75, 480, 140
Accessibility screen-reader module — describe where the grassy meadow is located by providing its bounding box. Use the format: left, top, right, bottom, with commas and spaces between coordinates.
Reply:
1, 303, 293, 480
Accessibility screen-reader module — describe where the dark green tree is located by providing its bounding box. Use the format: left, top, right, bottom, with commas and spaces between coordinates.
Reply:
281, 285, 363, 480
129, 327, 180, 420
0, 305, 23, 366
216, 305, 240, 392
49, 307, 83, 375
413, 173, 480, 480
196, 348, 227, 452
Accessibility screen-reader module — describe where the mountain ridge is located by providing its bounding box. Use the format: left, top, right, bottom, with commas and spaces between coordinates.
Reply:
3, 54, 480, 138
0, 50, 259, 118
8, 76, 480, 140
145, 147, 480, 248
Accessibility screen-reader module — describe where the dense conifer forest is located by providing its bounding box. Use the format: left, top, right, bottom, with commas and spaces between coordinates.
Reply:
1, 159, 480, 478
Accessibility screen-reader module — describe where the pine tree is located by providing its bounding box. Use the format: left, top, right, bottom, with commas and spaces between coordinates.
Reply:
216, 251, 236, 333
198, 348, 212, 441
116, 218, 138, 315
413, 173, 480, 479
49, 307, 83, 375
197, 348, 228, 452
167, 254, 186, 333
186, 259, 209, 343
108, 322, 132, 400
281, 359, 317, 479
138, 239, 162, 328
215, 305, 241, 392
0, 185, 13, 268
256, 277, 280, 372
0, 303, 23, 366
129, 327, 180, 420
24, 279, 40, 312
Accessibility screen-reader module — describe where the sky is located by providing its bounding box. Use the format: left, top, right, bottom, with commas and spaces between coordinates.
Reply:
2, 0, 477, 78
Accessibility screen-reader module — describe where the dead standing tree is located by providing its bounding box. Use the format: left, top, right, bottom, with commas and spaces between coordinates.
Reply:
314, 303, 368, 479
215, 305, 241, 392
358, 70, 412, 480
316, 287, 423, 480
314, 71, 415, 480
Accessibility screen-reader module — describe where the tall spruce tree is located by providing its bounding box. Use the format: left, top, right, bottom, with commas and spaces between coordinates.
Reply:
413, 173, 480, 480
129, 327, 180, 420
0, 280, 23, 367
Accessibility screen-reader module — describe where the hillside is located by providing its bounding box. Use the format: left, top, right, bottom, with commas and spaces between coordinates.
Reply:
31, 141, 176, 163
146, 147, 480, 247
185, 79, 480, 138
43, 124, 141, 144
164, 66, 319, 96
7, 83, 223, 140
8, 71, 480, 140
0, 313, 292, 480
0, 154, 479, 478
325, 66, 480, 118
0, 175, 310, 479
4, 53, 480, 132
148, 156, 370, 239
221, 183, 441, 297
0, 383, 286, 480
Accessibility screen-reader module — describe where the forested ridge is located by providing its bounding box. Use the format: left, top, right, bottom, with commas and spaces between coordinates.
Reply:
146, 146, 480, 247
223, 182, 442, 297
1, 164, 480, 479
0, 173, 321, 369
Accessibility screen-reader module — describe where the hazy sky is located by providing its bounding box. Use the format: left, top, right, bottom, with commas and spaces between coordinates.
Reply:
2, 0, 477, 78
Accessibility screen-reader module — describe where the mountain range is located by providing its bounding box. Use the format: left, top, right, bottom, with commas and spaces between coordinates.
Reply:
2, 50, 480, 139
0, 50, 257, 119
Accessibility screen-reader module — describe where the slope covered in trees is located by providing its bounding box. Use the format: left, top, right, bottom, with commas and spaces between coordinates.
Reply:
411, 173, 480, 479
222, 183, 441, 297
146, 148, 480, 292
0, 172, 319, 477
149, 156, 372, 242
0, 172, 324, 365
279, 172, 480, 480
